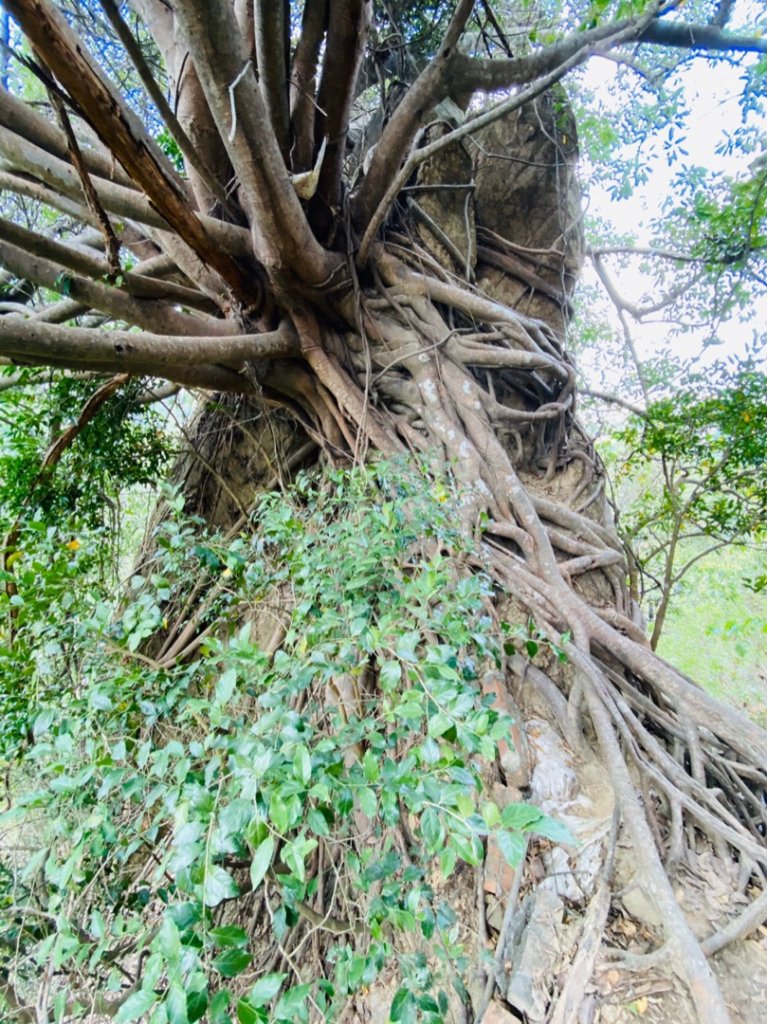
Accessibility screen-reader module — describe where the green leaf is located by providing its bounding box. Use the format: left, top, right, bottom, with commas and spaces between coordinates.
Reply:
215, 668, 238, 705
395, 632, 421, 662
451, 831, 482, 866
293, 744, 312, 786
269, 792, 289, 833
455, 792, 474, 818
481, 801, 501, 829
501, 804, 543, 831
115, 990, 158, 1023
427, 712, 452, 738
248, 973, 286, 1007
166, 983, 188, 1024
209, 991, 232, 1024
420, 808, 443, 853
362, 750, 380, 783
213, 948, 252, 978
389, 986, 415, 1022
169, 903, 200, 932
275, 984, 311, 1017
281, 834, 317, 882
203, 866, 239, 907
379, 660, 401, 690
534, 814, 576, 845
439, 846, 457, 879
154, 916, 181, 961
496, 829, 526, 867
236, 1000, 263, 1024
250, 835, 275, 890
358, 786, 377, 818
210, 925, 249, 948
307, 807, 330, 836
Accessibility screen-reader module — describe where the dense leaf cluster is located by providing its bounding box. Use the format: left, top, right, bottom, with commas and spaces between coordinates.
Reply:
619, 362, 767, 543
0, 371, 173, 529
0, 459, 567, 1023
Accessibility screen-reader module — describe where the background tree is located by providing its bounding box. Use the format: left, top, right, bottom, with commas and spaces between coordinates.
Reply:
0, 2, 766, 1023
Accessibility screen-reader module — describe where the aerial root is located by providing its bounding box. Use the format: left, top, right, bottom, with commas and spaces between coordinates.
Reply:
269, 266, 765, 1021
477, 537, 766, 1024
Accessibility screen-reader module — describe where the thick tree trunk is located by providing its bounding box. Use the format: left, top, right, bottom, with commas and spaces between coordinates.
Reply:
3, 5, 767, 1021
138, 97, 767, 1024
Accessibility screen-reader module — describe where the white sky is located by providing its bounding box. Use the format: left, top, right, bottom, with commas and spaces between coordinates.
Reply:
577, 55, 766, 385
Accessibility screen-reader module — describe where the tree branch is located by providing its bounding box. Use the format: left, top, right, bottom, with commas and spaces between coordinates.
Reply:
47, 86, 123, 277
0, 235, 221, 335
358, 43, 595, 265
312, 0, 371, 228
0, 216, 217, 314
448, 9, 662, 94
0, 169, 98, 228
3, 0, 261, 306
639, 19, 767, 53
0, 316, 298, 374
255, 0, 290, 158
289, 0, 328, 172
98, 0, 237, 216
0, 127, 252, 259
580, 387, 646, 417
173, 0, 340, 286
352, 0, 475, 231
0, 84, 137, 190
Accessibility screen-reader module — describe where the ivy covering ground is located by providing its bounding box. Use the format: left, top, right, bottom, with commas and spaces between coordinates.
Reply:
0, 458, 569, 1024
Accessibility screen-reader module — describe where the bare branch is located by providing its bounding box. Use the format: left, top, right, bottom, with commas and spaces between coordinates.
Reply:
580, 387, 646, 417
255, 0, 290, 158
0, 316, 298, 375
588, 245, 702, 263
0, 232, 221, 335
289, 0, 328, 172
639, 19, 767, 53
448, 8, 661, 94
353, 0, 476, 231
3, 0, 261, 306
313, 0, 371, 228
451, 11, 766, 96
0, 217, 216, 315
0, 126, 252, 258
173, 0, 340, 285
358, 45, 594, 265
47, 86, 122, 278
0, 169, 98, 228
98, 0, 237, 216
0, 84, 136, 190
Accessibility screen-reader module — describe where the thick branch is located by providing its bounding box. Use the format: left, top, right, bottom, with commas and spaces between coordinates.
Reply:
313, 0, 371, 223
447, 10, 659, 94
352, 0, 475, 231
0, 127, 252, 258
0, 216, 216, 314
3, 0, 260, 305
173, 0, 339, 286
289, 0, 328, 172
0, 237, 219, 335
0, 84, 136, 190
255, 0, 290, 158
358, 47, 593, 264
0, 169, 97, 228
639, 19, 767, 53
451, 13, 766, 96
0, 316, 298, 373
98, 0, 236, 215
